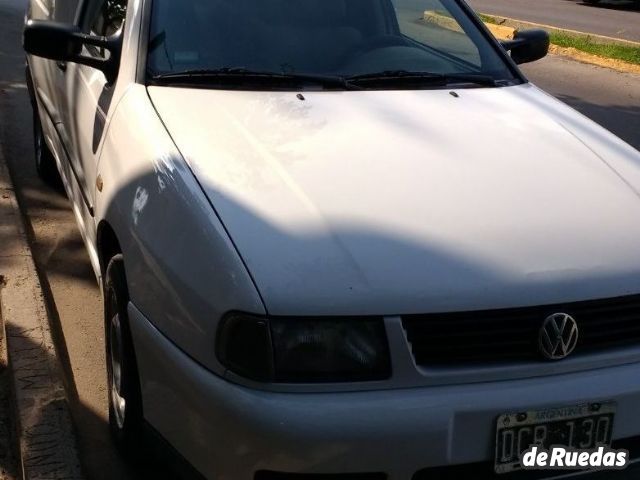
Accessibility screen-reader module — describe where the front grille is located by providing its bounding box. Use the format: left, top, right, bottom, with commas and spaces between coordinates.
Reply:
402, 294, 640, 367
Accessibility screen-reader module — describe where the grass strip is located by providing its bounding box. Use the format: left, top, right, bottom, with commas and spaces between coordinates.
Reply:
478, 14, 640, 66
550, 33, 640, 65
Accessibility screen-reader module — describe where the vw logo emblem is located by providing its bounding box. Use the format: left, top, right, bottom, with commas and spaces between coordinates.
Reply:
539, 313, 579, 360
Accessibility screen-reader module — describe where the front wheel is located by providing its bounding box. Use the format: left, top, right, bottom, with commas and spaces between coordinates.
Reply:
104, 254, 145, 456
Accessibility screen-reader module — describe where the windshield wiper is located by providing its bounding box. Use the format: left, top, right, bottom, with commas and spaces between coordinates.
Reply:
150, 68, 499, 90
347, 70, 498, 87
150, 67, 362, 90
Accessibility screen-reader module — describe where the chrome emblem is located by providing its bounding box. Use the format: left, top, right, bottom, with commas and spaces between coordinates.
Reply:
538, 313, 579, 360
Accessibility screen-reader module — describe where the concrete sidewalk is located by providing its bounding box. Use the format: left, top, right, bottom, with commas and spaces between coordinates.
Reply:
0, 1, 135, 478
0, 141, 83, 479
0, 314, 18, 480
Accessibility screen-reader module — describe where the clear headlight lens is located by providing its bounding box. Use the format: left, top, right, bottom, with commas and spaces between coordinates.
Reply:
216, 314, 391, 383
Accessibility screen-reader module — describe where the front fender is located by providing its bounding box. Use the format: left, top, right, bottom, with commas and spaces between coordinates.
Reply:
94, 85, 265, 375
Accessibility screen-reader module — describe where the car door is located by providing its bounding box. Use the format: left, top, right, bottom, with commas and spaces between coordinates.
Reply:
58, 0, 127, 253
28, 0, 80, 158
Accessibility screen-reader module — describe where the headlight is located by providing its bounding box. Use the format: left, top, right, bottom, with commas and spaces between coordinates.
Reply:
216, 314, 391, 383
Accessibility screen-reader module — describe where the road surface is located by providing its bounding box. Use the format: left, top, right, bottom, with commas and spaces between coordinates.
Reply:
466, 0, 640, 42
0, 0, 638, 478
522, 56, 640, 151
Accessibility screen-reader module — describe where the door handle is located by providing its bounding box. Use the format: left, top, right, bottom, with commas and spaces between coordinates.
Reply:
56, 61, 67, 72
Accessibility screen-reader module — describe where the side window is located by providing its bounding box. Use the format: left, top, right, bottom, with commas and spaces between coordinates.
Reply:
54, 0, 81, 23
84, 0, 127, 58
394, 0, 482, 70
90, 0, 127, 37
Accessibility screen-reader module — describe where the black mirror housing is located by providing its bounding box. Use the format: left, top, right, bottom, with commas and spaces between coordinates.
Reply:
23, 20, 122, 84
501, 29, 550, 65
23, 21, 83, 59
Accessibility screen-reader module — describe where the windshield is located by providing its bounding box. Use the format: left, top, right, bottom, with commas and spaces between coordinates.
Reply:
146, 0, 519, 89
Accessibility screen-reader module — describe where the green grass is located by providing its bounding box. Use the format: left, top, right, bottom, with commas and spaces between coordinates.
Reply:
478, 14, 640, 66
549, 32, 640, 65
479, 14, 499, 24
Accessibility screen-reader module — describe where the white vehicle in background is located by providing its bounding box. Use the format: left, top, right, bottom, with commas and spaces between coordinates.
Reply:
23, 0, 640, 478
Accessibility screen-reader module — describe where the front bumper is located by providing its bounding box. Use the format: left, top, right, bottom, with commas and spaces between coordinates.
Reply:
128, 303, 640, 480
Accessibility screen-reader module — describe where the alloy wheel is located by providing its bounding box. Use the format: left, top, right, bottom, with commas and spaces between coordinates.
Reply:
109, 306, 127, 430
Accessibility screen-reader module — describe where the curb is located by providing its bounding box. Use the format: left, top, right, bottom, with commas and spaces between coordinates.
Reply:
479, 14, 640, 48
423, 10, 515, 40
0, 146, 83, 478
423, 10, 640, 75
0, 313, 18, 479
548, 44, 640, 75
478, 14, 640, 75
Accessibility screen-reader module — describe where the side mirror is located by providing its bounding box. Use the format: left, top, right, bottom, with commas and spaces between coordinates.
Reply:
23, 20, 122, 84
501, 29, 550, 65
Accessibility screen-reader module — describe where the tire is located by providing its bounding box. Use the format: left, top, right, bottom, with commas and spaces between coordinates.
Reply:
104, 254, 145, 457
583, 0, 601, 3
33, 107, 62, 187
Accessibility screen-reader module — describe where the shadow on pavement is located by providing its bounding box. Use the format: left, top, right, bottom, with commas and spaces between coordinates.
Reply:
572, 0, 640, 12
0, 1, 141, 478
555, 94, 640, 151
0, 298, 197, 480
0, 328, 18, 480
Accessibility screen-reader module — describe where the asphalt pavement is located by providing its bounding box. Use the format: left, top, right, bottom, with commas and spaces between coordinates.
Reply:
0, 0, 638, 479
522, 56, 640, 151
466, 0, 640, 42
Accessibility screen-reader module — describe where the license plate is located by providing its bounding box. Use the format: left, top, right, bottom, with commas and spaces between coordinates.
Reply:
494, 402, 616, 474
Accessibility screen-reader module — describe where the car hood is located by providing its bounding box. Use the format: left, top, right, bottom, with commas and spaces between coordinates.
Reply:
148, 83, 640, 316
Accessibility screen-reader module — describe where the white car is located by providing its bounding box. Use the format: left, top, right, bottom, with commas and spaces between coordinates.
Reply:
23, 0, 640, 479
